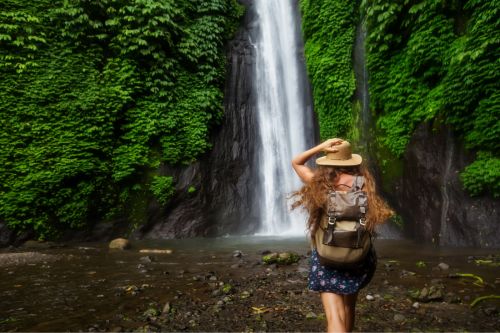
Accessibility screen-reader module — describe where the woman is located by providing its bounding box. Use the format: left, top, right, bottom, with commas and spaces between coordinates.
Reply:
291, 138, 393, 333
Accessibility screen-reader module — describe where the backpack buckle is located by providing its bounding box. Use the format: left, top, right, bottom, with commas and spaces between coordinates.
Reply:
359, 217, 366, 226
328, 216, 336, 225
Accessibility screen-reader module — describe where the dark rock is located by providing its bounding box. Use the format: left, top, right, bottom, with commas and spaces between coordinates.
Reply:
22, 240, 58, 249
131, 1, 262, 240
483, 307, 498, 316
387, 123, 500, 248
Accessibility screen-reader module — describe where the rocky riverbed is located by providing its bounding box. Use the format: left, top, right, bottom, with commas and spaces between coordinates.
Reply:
0, 237, 499, 332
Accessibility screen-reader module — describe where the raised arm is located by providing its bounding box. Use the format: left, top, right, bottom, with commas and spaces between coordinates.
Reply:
291, 138, 343, 184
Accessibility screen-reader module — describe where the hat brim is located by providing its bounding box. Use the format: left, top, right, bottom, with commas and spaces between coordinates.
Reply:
315, 154, 362, 166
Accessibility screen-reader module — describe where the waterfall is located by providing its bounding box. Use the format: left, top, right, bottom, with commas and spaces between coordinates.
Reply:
353, 19, 371, 150
439, 128, 454, 244
253, 0, 313, 235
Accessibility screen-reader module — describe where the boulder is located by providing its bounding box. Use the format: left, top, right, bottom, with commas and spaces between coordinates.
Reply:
109, 238, 131, 250
262, 252, 300, 265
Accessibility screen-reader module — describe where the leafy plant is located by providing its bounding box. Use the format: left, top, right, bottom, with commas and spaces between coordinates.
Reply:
0, 0, 243, 239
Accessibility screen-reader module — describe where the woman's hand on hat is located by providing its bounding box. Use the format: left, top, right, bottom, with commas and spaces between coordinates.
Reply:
321, 138, 343, 152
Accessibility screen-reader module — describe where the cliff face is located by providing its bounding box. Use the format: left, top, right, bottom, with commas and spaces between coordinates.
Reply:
132, 0, 260, 239
387, 123, 499, 248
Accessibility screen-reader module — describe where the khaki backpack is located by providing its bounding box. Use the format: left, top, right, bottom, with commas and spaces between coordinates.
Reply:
314, 175, 372, 269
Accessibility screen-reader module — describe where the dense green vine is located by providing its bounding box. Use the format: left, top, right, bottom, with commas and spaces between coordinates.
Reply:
0, 0, 243, 239
363, 0, 499, 197
299, 0, 357, 140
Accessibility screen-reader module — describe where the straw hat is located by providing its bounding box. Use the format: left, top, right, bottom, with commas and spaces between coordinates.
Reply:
315, 140, 362, 166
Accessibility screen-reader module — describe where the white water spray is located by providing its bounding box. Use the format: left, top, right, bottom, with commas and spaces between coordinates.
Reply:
253, 0, 313, 235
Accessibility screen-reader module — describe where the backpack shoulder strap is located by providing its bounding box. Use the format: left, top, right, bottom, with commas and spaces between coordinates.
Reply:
352, 175, 365, 191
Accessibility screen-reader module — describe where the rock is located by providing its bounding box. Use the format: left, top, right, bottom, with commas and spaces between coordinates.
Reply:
366, 294, 375, 301
416, 286, 444, 302
139, 249, 172, 254
305, 312, 317, 319
387, 122, 500, 248
233, 250, 243, 258
222, 284, 233, 294
142, 307, 160, 319
139, 256, 154, 263
240, 291, 251, 299
437, 262, 450, 270
483, 307, 498, 316
162, 302, 171, 314
261, 250, 272, 255
109, 238, 131, 250
400, 269, 417, 278
412, 302, 420, 309
262, 252, 279, 264
393, 314, 406, 322
262, 252, 300, 265
231, 263, 241, 269
22, 240, 58, 249
109, 326, 123, 332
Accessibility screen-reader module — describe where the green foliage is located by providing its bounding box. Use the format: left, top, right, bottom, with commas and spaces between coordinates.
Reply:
299, 0, 357, 140
460, 152, 500, 198
362, 0, 499, 196
0, 0, 243, 239
150, 176, 175, 206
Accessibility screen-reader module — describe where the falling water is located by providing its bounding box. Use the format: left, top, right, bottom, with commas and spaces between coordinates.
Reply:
439, 128, 455, 244
253, 0, 313, 235
353, 19, 371, 150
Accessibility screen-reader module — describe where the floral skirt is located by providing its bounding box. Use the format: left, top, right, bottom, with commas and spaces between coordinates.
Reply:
308, 247, 377, 294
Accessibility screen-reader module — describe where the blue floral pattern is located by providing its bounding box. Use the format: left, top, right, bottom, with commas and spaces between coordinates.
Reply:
308, 248, 376, 294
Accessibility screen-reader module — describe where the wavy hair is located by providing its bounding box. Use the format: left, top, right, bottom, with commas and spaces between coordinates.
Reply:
291, 164, 393, 239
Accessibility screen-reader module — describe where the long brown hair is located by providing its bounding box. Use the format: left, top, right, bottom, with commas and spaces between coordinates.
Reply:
291, 164, 393, 238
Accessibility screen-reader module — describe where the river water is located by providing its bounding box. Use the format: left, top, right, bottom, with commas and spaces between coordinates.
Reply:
1, 237, 498, 331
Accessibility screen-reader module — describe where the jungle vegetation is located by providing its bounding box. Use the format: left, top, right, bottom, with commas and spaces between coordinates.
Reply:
0, 0, 243, 239
300, 0, 499, 197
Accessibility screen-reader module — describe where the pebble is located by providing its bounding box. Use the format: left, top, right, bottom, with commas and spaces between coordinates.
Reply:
233, 250, 243, 258
366, 294, 375, 301
412, 302, 420, 309
139, 256, 153, 263
437, 263, 450, 270
483, 307, 498, 316
394, 313, 406, 322
305, 311, 317, 319
240, 291, 251, 299
162, 302, 171, 314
